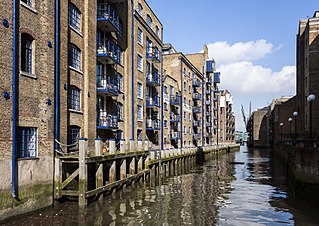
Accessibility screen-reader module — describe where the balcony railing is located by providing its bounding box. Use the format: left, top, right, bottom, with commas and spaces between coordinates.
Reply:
192, 80, 201, 87
206, 78, 212, 84
96, 38, 122, 64
146, 47, 160, 62
97, 112, 118, 129
206, 100, 211, 105
193, 107, 201, 114
213, 97, 218, 102
146, 119, 160, 130
97, 3, 120, 32
170, 131, 181, 140
170, 95, 181, 105
193, 93, 202, 100
146, 71, 160, 86
170, 114, 180, 122
146, 96, 160, 108
206, 89, 211, 95
96, 74, 118, 96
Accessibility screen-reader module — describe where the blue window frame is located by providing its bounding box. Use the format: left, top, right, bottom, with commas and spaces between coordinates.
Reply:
68, 126, 80, 147
17, 127, 37, 158
68, 86, 81, 111
21, 33, 34, 74
68, 44, 81, 71
68, 3, 81, 32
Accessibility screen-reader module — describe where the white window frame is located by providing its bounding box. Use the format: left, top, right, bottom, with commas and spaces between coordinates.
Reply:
137, 54, 143, 71
138, 28, 143, 45
137, 81, 143, 99
137, 105, 143, 121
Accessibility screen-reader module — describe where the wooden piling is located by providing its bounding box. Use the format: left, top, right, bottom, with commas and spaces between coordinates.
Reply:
79, 138, 88, 207
95, 138, 103, 202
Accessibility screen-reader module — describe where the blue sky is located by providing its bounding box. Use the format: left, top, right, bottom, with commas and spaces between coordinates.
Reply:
147, 0, 318, 131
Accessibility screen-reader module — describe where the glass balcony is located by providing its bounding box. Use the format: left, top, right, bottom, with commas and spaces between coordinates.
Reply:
193, 93, 202, 100
146, 47, 160, 62
146, 71, 160, 86
146, 96, 160, 108
192, 80, 201, 87
170, 95, 181, 105
96, 74, 118, 96
97, 3, 119, 32
96, 38, 122, 64
146, 119, 160, 130
97, 112, 118, 130
170, 131, 181, 140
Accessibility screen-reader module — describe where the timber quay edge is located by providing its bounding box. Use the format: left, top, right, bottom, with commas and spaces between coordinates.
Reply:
54, 138, 240, 207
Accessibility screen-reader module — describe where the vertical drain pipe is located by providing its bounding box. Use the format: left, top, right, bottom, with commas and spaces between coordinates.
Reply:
54, 0, 60, 152
131, 0, 135, 141
201, 66, 205, 147
11, 0, 19, 199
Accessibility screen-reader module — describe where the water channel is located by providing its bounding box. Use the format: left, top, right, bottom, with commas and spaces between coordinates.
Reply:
2, 146, 319, 225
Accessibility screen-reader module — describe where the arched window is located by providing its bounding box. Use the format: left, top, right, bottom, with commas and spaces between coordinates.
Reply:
68, 43, 81, 71
68, 3, 81, 32
146, 14, 152, 28
138, 3, 143, 16
21, 33, 34, 74
155, 26, 159, 36
68, 125, 80, 150
68, 85, 81, 111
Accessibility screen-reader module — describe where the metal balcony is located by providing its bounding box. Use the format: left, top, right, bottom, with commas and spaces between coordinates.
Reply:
193, 121, 201, 127
170, 114, 180, 122
146, 119, 160, 131
96, 38, 122, 64
206, 100, 211, 106
193, 107, 201, 114
97, 3, 120, 32
146, 47, 160, 62
146, 71, 160, 86
206, 89, 211, 95
213, 97, 218, 102
170, 131, 181, 140
96, 75, 119, 96
170, 95, 181, 105
192, 80, 201, 87
146, 96, 160, 108
97, 112, 118, 130
193, 93, 202, 100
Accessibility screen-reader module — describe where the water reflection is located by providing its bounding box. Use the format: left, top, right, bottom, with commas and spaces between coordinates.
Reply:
3, 146, 319, 225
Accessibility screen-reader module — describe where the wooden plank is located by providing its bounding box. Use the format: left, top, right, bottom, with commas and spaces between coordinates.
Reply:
61, 168, 79, 189
62, 190, 79, 196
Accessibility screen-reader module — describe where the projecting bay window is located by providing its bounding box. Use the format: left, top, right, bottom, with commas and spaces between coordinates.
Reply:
17, 127, 37, 158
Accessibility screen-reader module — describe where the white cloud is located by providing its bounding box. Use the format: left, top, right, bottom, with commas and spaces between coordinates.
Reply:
207, 39, 274, 65
219, 61, 296, 95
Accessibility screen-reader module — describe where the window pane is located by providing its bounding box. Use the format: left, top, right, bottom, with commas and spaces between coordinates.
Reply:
17, 127, 37, 158
68, 4, 81, 32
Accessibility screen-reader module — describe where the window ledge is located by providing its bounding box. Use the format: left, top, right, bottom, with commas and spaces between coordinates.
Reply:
69, 66, 83, 75
137, 96, 143, 100
138, 42, 144, 47
20, 71, 37, 79
20, 1, 38, 14
68, 109, 83, 114
137, 119, 143, 122
69, 26, 83, 37
138, 69, 143, 73
17, 157, 39, 161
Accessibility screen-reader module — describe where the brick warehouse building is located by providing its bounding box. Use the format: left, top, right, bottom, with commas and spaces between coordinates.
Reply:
0, 0, 235, 220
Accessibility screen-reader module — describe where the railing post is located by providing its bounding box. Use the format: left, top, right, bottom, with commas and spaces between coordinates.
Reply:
109, 139, 116, 154
79, 138, 88, 207
54, 157, 62, 199
95, 138, 103, 202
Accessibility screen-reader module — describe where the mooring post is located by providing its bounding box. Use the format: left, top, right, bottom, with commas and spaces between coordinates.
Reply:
54, 157, 62, 199
109, 139, 116, 154
79, 138, 88, 207
95, 138, 103, 202
130, 157, 136, 175
120, 158, 127, 180
137, 156, 143, 173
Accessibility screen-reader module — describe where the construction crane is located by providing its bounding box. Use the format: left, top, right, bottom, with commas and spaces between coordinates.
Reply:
241, 104, 247, 131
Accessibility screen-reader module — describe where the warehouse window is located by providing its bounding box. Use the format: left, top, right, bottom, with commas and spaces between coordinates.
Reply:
146, 15, 152, 28
21, 0, 33, 7
118, 74, 123, 92
137, 54, 143, 71
21, 33, 34, 74
138, 3, 143, 16
17, 127, 37, 158
68, 86, 81, 111
155, 26, 159, 36
118, 103, 123, 121
138, 28, 143, 45
137, 105, 143, 121
68, 3, 81, 32
67, 126, 80, 150
68, 44, 81, 71
137, 82, 143, 99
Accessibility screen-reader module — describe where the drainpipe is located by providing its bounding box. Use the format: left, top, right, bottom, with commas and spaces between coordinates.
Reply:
11, 0, 19, 199
180, 58, 183, 152
160, 27, 164, 151
201, 66, 204, 147
54, 0, 60, 153
131, 0, 135, 141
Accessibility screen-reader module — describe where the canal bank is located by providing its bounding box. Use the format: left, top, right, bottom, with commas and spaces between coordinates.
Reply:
273, 144, 319, 208
0, 142, 239, 222
2, 146, 319, 225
